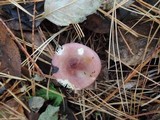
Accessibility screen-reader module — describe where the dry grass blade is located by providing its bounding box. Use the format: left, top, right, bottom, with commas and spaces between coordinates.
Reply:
0, 102, 27, 120
118, 28, 134, 55
85, 46, 160, 116
7, 89, 31, 112
107, 45, 160, 98
0, 0, 43, 5
0, 0, 160, 119
0, 72, 26, 81
84, 90, 137, 120
137, 0, 160, 14
141, 94, 160, 106
21, 26, 68, 68
22, 75, 65, 97
73, 24, 85, 39
8, 0, 33, 17
98, 8, 139, 37
127, 0, 160, 34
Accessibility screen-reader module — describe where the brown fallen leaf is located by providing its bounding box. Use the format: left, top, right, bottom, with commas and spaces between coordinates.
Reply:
110, 20, 160, 65
84, 14, 110, 34
0, 99, 27, 120
5, 98, 24, 114
0, 19, 21, 76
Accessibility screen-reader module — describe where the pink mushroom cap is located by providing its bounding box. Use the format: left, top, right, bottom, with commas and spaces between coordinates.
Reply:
52, 43, 101, 90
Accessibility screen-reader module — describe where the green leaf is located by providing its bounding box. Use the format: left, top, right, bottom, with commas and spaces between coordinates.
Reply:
36, 84, 63, 106
38, 105, 59, 120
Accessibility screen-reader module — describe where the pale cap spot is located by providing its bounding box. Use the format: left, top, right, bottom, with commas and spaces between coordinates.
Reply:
77, 48, 84, 55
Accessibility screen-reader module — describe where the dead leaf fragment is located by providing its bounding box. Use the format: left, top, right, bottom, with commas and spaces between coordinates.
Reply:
110, 21, 159, 65
0, 19, 21, 76
0, 99, 27, 120
44, 0, 103, 26
85, 14, 110, 34
39, 105, 59, 120
29, 96, 45, 112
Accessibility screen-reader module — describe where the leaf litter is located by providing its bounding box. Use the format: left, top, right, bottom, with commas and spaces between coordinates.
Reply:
0, 0, 160, 120
0, 19, 21, 77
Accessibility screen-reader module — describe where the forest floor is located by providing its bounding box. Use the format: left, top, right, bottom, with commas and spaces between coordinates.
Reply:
0, 0, 160, 120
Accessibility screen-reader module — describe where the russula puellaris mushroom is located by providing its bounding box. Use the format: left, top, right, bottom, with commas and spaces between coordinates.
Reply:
52, 43, 101, 90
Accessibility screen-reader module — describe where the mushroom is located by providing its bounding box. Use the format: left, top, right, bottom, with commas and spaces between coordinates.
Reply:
52, 43, 101, 90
